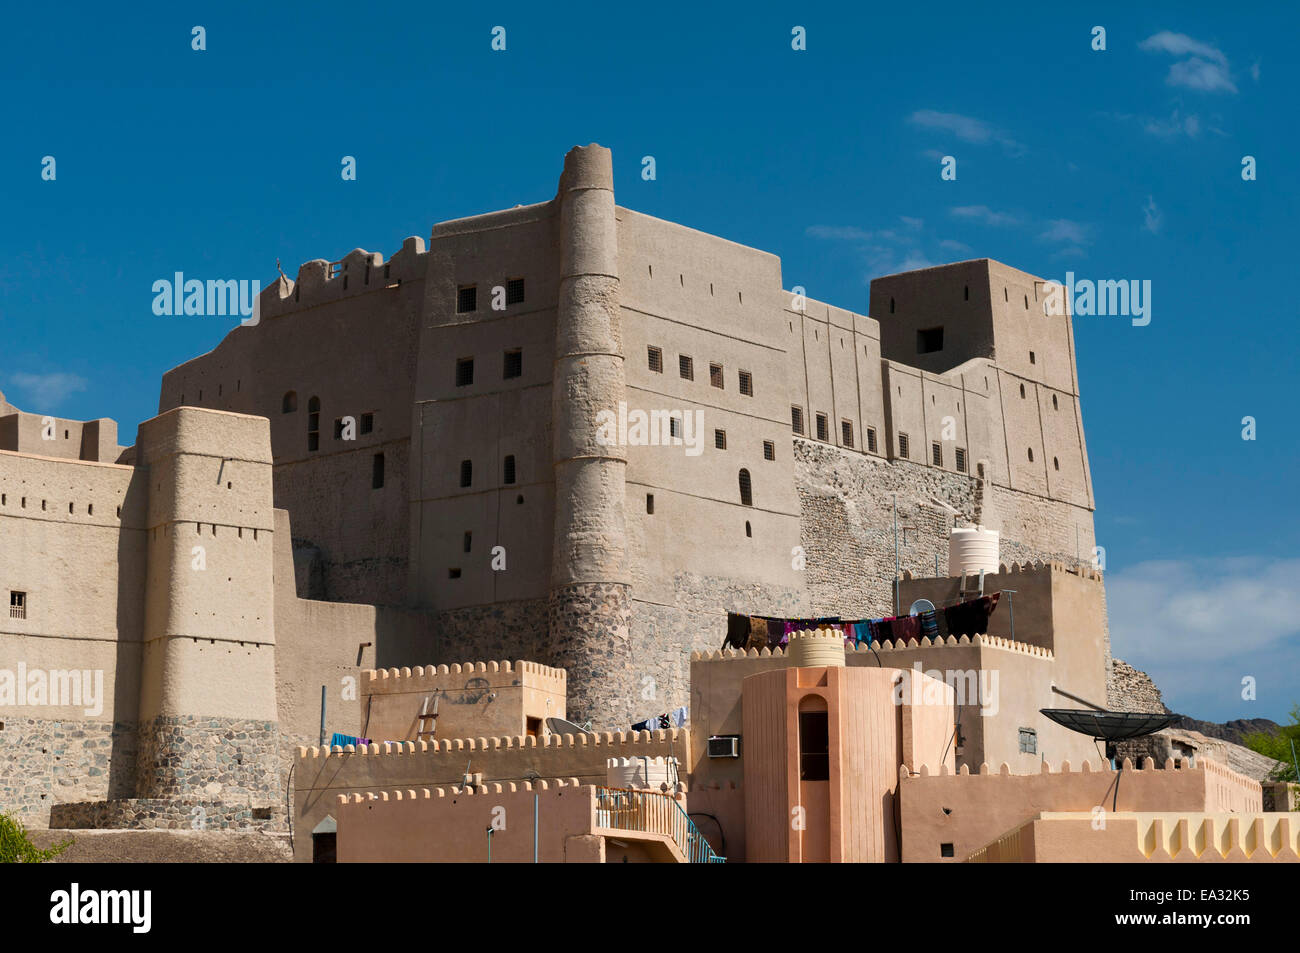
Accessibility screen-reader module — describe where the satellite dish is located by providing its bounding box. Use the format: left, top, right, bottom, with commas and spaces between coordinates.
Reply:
1040, 709, 1174, 742
545, 716, 594, 737
908, 599, 936, 615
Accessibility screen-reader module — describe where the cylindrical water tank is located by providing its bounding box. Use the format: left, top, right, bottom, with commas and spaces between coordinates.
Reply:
788, 629, 846, 668
948, 525, 1000, 577
606, 756, 678, 790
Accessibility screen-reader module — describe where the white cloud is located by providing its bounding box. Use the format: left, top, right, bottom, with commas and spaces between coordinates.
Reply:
805, 225, 873, 241
1139, 31, 1237, 94
7, 371, 88, 408
1142, 196, 1163, 234
1039, 219, 1091, 245
899, 216, 924, 230
1141, 109, 1202, 139
950, 205, 1021, 227
1107, 558, 1300, 717
1250, 60, 1260, 82
939, 239, 972, 253
1167, 57, 1238, 93
1139, 31, 1228, 66
907, 110, 1025, 154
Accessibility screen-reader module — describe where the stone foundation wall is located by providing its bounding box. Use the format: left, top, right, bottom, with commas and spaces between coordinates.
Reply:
49, 797, 284, 832
793, 438, 1097, 619
135, 715, 281, 802
544, 583, 633, 726
1108, 657, 1169, 714
0, 718, 137, 829
630, 573, 809, 727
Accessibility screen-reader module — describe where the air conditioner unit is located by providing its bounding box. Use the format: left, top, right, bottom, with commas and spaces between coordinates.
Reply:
707, 735, 740, 758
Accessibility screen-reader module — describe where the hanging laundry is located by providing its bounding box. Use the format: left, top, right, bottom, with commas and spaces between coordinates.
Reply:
942, 592, 1000, 637
746, 617, 769, 650
631, 719, 653, 732
329, 732, 369, 749
919, 609, 940, 641
725, 612, 751, 650
669, 706, 688, 728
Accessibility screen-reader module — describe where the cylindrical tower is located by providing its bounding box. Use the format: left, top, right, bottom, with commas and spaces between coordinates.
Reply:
546, 144, 632, 725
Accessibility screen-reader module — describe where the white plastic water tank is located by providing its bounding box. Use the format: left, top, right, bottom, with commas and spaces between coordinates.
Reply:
948, 525, 1000, 577
607, 756, 679, 790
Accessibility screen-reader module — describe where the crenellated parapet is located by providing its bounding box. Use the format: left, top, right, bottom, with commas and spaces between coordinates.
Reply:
254, 236, 428, 322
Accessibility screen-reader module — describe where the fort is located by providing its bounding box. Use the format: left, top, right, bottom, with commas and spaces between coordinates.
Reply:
4, 143, 1276, 860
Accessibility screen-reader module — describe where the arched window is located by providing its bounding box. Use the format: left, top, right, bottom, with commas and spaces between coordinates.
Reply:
282, 391, 297, 413
1028, 447, 1034, 462
738, 469, 753, 507
307, 396, 320, 451
745, 520, 752, 537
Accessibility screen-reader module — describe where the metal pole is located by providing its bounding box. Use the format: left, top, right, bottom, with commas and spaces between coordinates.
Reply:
1290, 738, 1299, 787
533, 794, 539, 863
1003, 590, 1017, 642
486, 827, 493, 864
319, 685, 326, 747
893, 494, 899, 616
935, 553, 940, 578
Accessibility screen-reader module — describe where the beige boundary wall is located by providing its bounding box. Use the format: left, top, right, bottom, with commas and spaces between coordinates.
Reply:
333, 779, 687, 863
900, 756, 1264, 863
969, 811, 1300, 863
292, 728, 689, 862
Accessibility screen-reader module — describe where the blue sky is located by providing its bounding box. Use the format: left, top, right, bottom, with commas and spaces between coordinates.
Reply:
2, 3, 1295, 723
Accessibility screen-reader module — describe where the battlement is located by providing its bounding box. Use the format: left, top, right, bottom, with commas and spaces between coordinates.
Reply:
296, 727, 685, 761
899, 559, 1103, 583
335, 776, 586, 805
690, 632, 1053, 663
903, 755, 1204, 779
970, 812, 1300, 863
255, 236, 428, 322
362, 659, 566, 696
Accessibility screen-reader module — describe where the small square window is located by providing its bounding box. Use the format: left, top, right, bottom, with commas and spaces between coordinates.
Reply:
955, 447, 967, 473
815, 414, 828, 442
503, 349, 522, 379
841, 420, 854, 449
714, 429, 727, 450
1029, 350, 1036, 364
791, 406, 804, 435
506, 278, 525, 305
710, 363, 724, 388
457, 285, 477, 313
459, 460, 473, 488
503, 454, 516, 485
917, 327, 944, 354
360, 413, 374, 435
648, 346, 663, 373
738, 370, 753, 396
1018, 727, 1037, 754
898, 433, 910, 459
646, 494, 654, 514
867, 427, 878, 453
932, 442, 942, 467
372, 453, 385, 489
940, 843, 955, 858
9, 591, 26, 620
763, 440, 775, 461
669, 416, 682, 439
679, 355, 694, 380
448, 568, 462, 579
456, 358, 474, 387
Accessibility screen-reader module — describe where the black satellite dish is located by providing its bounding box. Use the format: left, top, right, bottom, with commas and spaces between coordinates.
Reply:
1040, 708, 1176, 809
1040, 709, 1175, 742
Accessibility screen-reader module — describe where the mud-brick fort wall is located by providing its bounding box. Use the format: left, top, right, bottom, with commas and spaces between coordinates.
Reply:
0, 407, 287, 825
0, 448, 145, 823
141, 144, 1108, 729
158, 239, 430, 607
